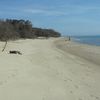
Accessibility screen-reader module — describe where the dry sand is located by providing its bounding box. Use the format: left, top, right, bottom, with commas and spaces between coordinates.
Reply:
0, 38, 100, 100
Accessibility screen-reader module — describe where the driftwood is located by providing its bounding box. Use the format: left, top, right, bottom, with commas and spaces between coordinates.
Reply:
9, 50, 22, 55
2, 41, 7, 52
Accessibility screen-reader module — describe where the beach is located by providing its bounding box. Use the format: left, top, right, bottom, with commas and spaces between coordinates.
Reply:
55, 37, 100, 65
0, 38, 100, 100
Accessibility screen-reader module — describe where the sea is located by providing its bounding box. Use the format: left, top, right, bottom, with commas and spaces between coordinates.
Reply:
71, 35, 100, 46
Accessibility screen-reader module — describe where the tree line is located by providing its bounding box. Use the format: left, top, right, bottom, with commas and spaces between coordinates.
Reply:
0, 19, 61, 41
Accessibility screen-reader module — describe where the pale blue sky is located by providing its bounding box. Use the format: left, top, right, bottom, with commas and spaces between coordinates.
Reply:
0, 0, 100, 35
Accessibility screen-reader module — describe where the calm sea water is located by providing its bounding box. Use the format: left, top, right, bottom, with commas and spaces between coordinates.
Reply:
72, 36, 100, 46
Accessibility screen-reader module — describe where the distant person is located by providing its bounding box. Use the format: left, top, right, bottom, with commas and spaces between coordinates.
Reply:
68, 36, 71, 41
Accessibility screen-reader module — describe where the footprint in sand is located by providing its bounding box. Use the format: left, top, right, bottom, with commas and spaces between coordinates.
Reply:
64, 79, 67, 82
70, 90, 73, 94
0, 72, 17, 86
0, 81, 3, 85
95, 96, 100, 100
79, 98, 83, 100
90, 94, 100, 100
74, 85, 79, 89
0, 80, 8, 86
11, 73, 16, 77
67, 78, 72, 82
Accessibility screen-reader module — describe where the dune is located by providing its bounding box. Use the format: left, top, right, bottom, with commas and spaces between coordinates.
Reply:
0, 38, 100, 100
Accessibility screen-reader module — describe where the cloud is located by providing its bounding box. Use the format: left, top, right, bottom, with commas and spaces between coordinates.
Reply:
24, 9, 45, 14
1, 3, 100, 18
23, 8, 68, 16
22, 4, 100, 17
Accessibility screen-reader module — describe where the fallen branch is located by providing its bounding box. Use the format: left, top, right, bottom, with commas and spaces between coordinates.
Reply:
2, 41, 7, 52
9, 50, 22, 55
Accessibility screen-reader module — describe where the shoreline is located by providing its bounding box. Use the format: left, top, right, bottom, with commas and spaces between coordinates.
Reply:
71, 35, 100, 46
54, 37, 100, 66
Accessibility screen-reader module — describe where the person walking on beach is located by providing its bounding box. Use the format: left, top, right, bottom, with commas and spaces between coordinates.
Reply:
68, 36, 71, 41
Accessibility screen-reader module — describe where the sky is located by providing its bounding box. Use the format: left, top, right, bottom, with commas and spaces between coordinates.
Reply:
0, 0, 100, 35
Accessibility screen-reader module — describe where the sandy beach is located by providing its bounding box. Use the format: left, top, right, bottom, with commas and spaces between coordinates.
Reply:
0, 38, 100, 100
